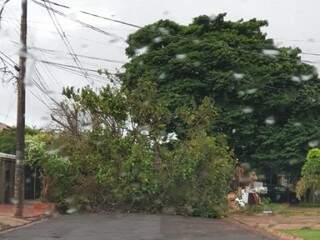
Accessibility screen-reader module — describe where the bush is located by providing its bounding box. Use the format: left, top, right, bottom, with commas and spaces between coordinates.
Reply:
296, 148, 320, 203
44, 85, 235, 217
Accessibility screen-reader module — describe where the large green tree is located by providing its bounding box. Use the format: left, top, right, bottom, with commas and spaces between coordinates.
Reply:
122, 14, 320, 181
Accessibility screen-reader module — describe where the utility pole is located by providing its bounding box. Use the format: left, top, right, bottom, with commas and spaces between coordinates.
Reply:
14, 0, 28, 218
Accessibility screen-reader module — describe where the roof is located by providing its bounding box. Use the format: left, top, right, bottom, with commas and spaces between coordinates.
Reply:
0, 152, 16, 160
0, 122, 10, 131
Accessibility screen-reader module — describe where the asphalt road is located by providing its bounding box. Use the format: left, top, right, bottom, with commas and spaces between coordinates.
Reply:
0, 214, 276, 240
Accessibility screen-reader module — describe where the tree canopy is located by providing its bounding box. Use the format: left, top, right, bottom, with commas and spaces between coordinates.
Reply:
122, 13, 320, 180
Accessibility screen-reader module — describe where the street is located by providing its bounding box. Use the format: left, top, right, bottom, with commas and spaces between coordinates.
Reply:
0, 214, 276, 240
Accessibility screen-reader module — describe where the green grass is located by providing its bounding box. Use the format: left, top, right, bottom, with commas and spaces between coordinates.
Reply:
283, 229, 320, 240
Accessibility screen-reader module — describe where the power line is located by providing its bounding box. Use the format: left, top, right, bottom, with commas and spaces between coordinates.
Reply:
27, 45, 126, 64
42, 0, 89, 82
31, 0, 126, 41
0, 0, 12, 28
36, 0, 142, 29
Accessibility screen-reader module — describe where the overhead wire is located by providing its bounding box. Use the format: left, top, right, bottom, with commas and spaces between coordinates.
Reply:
41, 0, 89, 83
31, 0, 126, 41
35, 0, 142, 29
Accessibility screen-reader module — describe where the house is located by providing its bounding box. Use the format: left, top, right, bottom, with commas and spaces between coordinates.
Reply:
0, 152, 41, 204
0, 122, 10, 131
0, 152, 16, 203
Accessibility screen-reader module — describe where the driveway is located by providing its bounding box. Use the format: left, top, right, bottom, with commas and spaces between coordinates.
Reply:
0, 214, 276, 240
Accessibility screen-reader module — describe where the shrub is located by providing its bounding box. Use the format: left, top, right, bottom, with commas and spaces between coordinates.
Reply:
296, 148, 320, 203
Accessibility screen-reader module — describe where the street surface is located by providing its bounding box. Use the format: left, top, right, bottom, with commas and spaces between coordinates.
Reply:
0, 214, 276, 240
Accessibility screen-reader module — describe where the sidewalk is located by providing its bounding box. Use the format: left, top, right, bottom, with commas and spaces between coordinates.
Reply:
0, 201, 56, 232
232, 213, 320, 240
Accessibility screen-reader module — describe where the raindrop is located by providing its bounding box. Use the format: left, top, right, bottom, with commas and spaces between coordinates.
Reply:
10, 198, 18, 204
162, 10, 170, 16
158, 27, 170, 35
109, 38, 119, 44
246, 88, 257, 94
308, 140, 319, 148
175, 54, 187, 60
233, 73, 244, 79
209, 14, 217, 20
293, 122, 302, 127
265, 116, 275, 125
238, 91, 245, 97
135, 46, 149, 56
65, 197, 74, 204
291, 76, 301, 83
289, 159, 299, 165
193, 61, 201, 67
193, 39, 200, 44
47, 149, 59, 155
167, 132, 178, 141
262, 49, 280, 57
242, 107, 253, 114
301, 74, 313, 81
232, 129, 236, 134
66, 208, 78, 214
153, 36, 162, 43
159, 72, 166, 80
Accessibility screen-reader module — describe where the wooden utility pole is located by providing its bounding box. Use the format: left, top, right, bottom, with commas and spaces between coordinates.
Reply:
14, 0, 28, 218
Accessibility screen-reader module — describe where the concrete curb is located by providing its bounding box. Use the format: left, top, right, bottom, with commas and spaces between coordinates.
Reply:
0, 217, 46, 235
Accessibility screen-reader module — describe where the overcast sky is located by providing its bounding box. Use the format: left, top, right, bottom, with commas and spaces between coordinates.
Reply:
1, 0, 320, 128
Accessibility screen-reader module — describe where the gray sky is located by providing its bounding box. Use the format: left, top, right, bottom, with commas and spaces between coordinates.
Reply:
1, 0, 320, 127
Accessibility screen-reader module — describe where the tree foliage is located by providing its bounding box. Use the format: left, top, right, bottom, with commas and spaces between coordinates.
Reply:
122, 13, 320, 179
46, 82, 234, 217
0, 127, 39, 154
296, 148, 320, 203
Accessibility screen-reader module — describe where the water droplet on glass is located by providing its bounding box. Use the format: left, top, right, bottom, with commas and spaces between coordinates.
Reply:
308, 140, 319, 148
265, 116, 275, 125
153, 36, 162, 43
10, 198, 18, 204
233, 73, 244, 79
209, 14, 217, 20
242, 107, 253, 114
246, 88, 257, 94
289, 159, 299, 165
109, 38, 119, 44
193, 61, 201, 67
135, 46, 149, 56
158, 27, 170, 35
232, 129, 236, 134
162, 10, 170, 16
291, 76, 301, 83
175, 54, 187, 60
262, 49, 280, 57
238, 91, 245, 97
66, 208, 78, 214
159, 72, 166, 80
301, 74, 313, 81
293, 122, 302, 127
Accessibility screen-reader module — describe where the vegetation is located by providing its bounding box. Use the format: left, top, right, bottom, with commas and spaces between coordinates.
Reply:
41, 81, 235, 217
0, 127, 39, 154
283, 229, 320, 240
296, 148, 320, 203
122, 13, 320, 181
